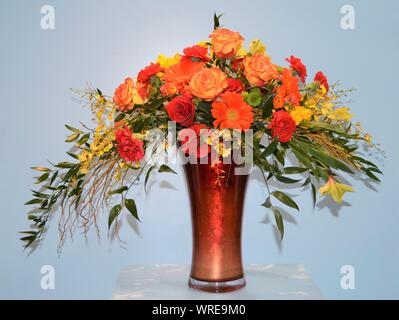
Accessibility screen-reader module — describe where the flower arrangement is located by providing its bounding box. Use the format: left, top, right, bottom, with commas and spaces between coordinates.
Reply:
21, 14, 382, 249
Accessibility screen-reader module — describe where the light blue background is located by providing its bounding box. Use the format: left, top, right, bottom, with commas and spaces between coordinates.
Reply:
0, 0, 398, 299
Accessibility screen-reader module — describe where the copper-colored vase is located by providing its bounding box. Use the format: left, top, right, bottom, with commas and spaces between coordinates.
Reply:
183, 162, 249, 292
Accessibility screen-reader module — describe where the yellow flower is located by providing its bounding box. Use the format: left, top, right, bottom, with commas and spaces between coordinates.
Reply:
156, 53, 181, 68
290, 106, 313, 124
319, 176, 354, 204
249, 39, 267, 56
78, 150, 93, 162
331, 107, 353, 121
236, 45, 247, 57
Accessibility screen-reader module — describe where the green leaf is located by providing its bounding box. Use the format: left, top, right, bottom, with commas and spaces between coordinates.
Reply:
50, 171, 58, 185
108, 186, 128, 196
76, 133, 90, 146
125, 198, 140, 222
282, 167, 308, 174
213, 12, 223, 29
311, 183, 316, 208
261, 95, 274, 119
272, 207, 284, 240
66, 152, 79, 160
261, 139, 278, 158
30, 166, 50, 172
274, 148, 286, 166
301, 121, 357, 138
114, 113, 125, 122
35, 172, 49, 184
261, 196, 272, 208
351, 156, 379, 169
65, 133, 79, 143
274, 175, 301, 184
108, 204, 122, 229
158, 164, 177, 174
144, 166, 155, 191
65, 124, 81, 133
301, 177, 311, 187
292, 138, 353, 174
271, 191, 299, 211
362, 168, 381, 182
24, 198, 42, 205
54, 162, 75, 169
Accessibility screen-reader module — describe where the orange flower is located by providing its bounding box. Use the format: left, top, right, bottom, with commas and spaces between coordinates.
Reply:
243, 54, 278, 87
160, 58, 204, 96
189, 67, 228, 100
113, 77, 143, 112
209, 28, 244, 58
211, 91, 253, 130
273, 68, 302, 109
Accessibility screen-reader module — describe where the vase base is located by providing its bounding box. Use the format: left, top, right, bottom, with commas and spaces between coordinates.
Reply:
188, 276, 245, 293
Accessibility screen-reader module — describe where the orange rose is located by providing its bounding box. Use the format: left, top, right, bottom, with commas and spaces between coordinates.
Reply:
113, 77, 143, 112
210, 28, 244, 58
243, 54, 278, 86
189, 67, 228, 100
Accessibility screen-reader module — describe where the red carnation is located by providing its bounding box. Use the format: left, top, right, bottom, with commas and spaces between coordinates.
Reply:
183, 45, 211, 62
286, 55, 307, 83
314, 71, 329, 92
227, 78, 244, 93
165, 94, 195, 127
115, 127, 145, 162
137, 63, 163, 83
268, 110, 296, 143
178, 123, 210, 158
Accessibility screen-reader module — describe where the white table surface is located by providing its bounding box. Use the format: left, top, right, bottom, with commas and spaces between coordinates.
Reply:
112, 264, 323, 300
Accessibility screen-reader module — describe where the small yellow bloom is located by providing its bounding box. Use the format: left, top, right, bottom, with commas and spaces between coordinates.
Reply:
156, 53, 181, 68
319, 176, 354, 204
364, 133, 372, 144
78, 150, 93, 162
249, 39, 267, 56
290, 106, 313, 125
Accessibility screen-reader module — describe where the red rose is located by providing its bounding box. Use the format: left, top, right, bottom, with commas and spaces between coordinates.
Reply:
115, 127, 145, 162
137, 63, 163, 83
231, 57, 244, 72
268, 110, 296, 143
314, 71, 329, 92
165, 94, 195, 127
178, 123, 210, 158
183, 45, 211, 62
285, 55, 307, 83
227, 78, 244, 93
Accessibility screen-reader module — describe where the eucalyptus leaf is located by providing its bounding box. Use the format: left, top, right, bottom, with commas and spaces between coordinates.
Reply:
125, 198, 140, 222
159, 164, 177, 174
272, 207, 284, 240
108, 204, 122, 229
271, 191, 299, 211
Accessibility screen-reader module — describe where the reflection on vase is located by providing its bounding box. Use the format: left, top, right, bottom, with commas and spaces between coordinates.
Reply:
183, 161, 249, 292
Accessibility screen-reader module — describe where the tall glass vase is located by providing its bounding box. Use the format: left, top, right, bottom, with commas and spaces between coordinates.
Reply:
183, 162, 249, 293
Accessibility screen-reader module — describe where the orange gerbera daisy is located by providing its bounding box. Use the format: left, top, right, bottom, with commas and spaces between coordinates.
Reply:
160, 58, 204, 96
211, 91, 254, 130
